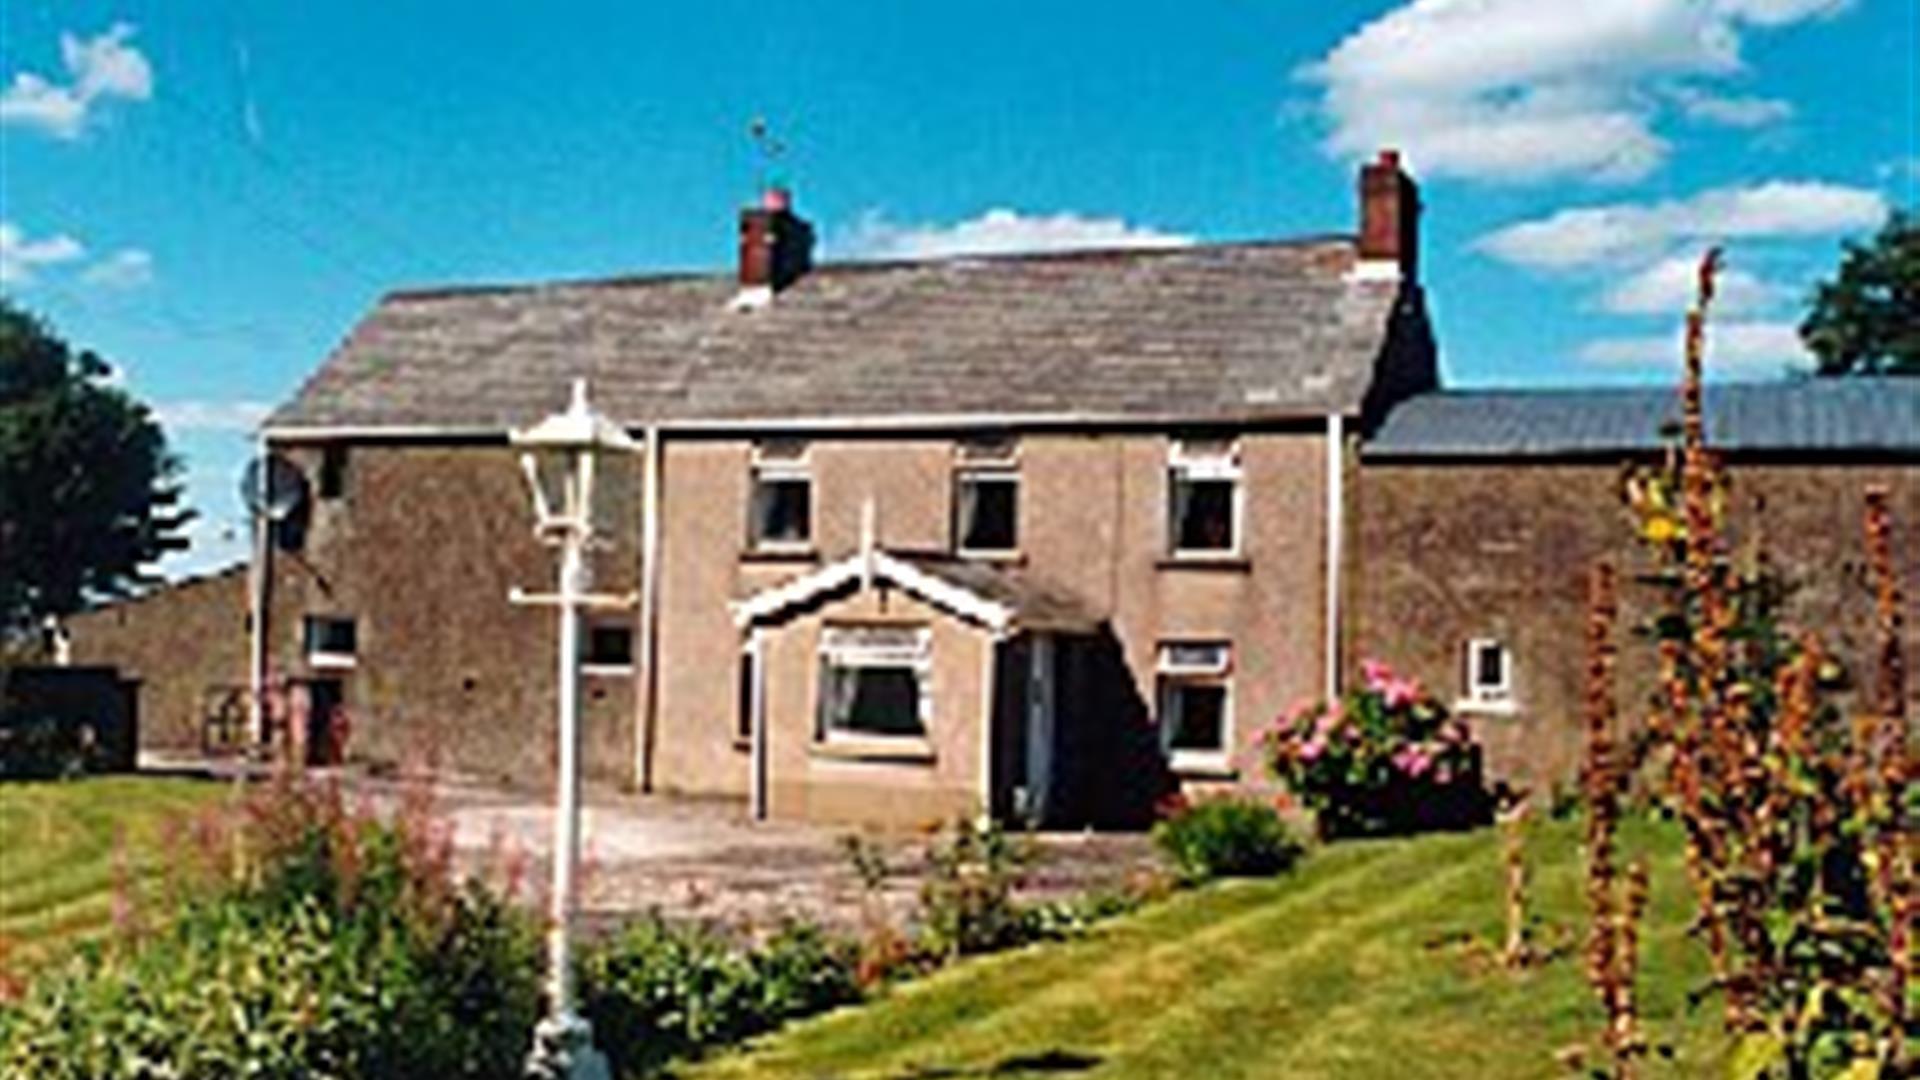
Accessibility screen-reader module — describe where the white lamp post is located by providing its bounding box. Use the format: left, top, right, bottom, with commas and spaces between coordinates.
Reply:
511, 379, 633, 1080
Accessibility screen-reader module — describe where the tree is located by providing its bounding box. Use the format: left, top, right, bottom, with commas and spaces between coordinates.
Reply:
0, 299, 191, 638
1800, 211, 1920, 376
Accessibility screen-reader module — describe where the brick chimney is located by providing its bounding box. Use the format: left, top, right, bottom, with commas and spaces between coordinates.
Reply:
1357, 150, 1419, 283
738, 187, 814, 296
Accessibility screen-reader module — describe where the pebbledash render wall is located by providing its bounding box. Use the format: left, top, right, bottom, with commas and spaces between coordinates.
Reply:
649, 428, 1335, 818
64, 565, 250, 752
1347, 458, 1920, 798
258, 424, 1336, 821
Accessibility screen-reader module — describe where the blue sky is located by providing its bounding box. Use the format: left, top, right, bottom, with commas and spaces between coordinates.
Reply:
2, 0, 1915, 576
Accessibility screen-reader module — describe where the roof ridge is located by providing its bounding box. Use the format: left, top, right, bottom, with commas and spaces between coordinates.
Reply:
378, 233, 1359, 304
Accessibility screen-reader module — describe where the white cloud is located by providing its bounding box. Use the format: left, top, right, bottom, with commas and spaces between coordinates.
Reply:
837, 208, 1191, 261
1580, 319, 1811, 372
1477, 181, 1886, 268
151, 400, 274, 434
1301, 0, 1842, 183
0, 23, 152, 139
1599, 253, 1788, 314
80, 248, 155, 288
1669, 85, 1793, 127
0, 221, 85, 284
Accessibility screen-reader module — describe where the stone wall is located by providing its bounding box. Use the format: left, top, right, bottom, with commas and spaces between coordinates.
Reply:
1349, 457, 1920, 796
65, 565, 249, 753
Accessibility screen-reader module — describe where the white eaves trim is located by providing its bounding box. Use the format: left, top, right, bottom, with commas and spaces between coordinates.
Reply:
731, 549, 1015, 634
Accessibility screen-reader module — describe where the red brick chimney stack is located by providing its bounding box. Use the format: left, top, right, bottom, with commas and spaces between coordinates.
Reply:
738, 186, 814, 294
1358, 150, 1419, 283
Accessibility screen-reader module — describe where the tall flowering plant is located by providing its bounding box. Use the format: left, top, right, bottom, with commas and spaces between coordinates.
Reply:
1261, 659, 1491, 838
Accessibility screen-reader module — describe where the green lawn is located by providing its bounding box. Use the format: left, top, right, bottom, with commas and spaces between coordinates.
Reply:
0, 775, 226, 967
690, 818, 1728, 1080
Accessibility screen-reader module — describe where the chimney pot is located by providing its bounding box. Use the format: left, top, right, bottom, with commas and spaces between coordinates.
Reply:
1358, 149, 1420, 283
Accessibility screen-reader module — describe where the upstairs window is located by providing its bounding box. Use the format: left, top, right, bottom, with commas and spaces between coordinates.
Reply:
1464, 638, 1512, 707
749, 440, 812, 550
1157, 641, 1232, 763
303, 615, 358, 668
581, 619, 634, 672
817, 625, 930, 741
1168, 437, 1240, 555
953, 436, 1019, 555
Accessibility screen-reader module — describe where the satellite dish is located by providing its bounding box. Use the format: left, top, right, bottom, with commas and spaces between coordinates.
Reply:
239, 454, 309, 522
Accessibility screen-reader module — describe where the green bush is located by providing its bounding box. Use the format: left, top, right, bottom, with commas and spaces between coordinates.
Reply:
0, 714, 92, 779
0, 771, 543, 1079
1262, 658, 1493, 838
578, 917, 860, 1078
1151, 796, 1304, 883
917, 819, 1034, 961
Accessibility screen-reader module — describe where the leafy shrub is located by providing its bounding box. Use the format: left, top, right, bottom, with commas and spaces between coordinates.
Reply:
1151, 796, 1304, 883
0, 714, 93, 779
917, 819, 1035, 961
1262, 659, 1493, 838
0, 769, 542, 1079
578, 916, 860, 1078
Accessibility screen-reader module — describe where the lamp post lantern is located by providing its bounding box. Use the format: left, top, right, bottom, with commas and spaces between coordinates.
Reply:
511, 379, 634, 1080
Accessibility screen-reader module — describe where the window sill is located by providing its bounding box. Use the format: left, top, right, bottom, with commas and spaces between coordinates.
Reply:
810, 737, 937, 765
956, 549, 1024, 565
582, 664, 634, 678
1454, 698, 1519, 717
740, 546, 819, 565
1155, 555, 1251, 573
1168, 753, 1237, 779
308, 654, 358, 671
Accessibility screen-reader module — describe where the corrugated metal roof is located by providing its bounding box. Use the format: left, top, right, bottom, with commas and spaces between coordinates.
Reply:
265, 237, 1406, 433
1365, 379, 1920, 458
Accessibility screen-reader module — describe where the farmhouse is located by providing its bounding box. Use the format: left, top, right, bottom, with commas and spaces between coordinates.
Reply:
65, 151, 1919, 828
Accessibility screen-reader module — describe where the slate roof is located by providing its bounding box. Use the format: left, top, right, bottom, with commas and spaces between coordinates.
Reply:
265, 238, 1400, 433
898, 555, 1104, 634
1366, 379, 1920, 458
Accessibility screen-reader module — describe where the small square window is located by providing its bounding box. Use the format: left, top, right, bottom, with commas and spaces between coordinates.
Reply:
1156, 641, 1232, 762
1168, 438, 1240, 555
1464, 638, 1512, 706
750, 442, 812, 549
582, 621, 634, 670
954, 471, 1018, 553
319, 446, 350, 499
303, 615, 357, 668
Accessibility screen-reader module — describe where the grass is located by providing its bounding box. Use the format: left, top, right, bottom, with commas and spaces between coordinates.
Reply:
0, 775, 226, 967
690, 817, 1730, 1080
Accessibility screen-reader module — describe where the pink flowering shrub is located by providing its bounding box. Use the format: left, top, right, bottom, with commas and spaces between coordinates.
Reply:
1262, 658, 1492, 838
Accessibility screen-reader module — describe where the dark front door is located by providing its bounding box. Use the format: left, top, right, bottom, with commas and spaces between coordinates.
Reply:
302, 678, 344, 766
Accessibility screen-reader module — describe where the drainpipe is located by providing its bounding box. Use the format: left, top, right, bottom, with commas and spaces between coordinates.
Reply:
1324, 413, 1345, 702
749, 627, 768, 821
635, 425, 663, 792
248, 433, 270, 748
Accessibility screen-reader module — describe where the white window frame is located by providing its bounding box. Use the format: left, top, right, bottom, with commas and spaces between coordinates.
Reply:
1156, 640, 1233, 770
953, 437, 1021, 559
749, 440, 814, 552
1167, 437, 1243, 558
580, 617, 636, 676
1460, 637, 1515, 712
815, 625, 933, 744
303, 615, 358, 670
